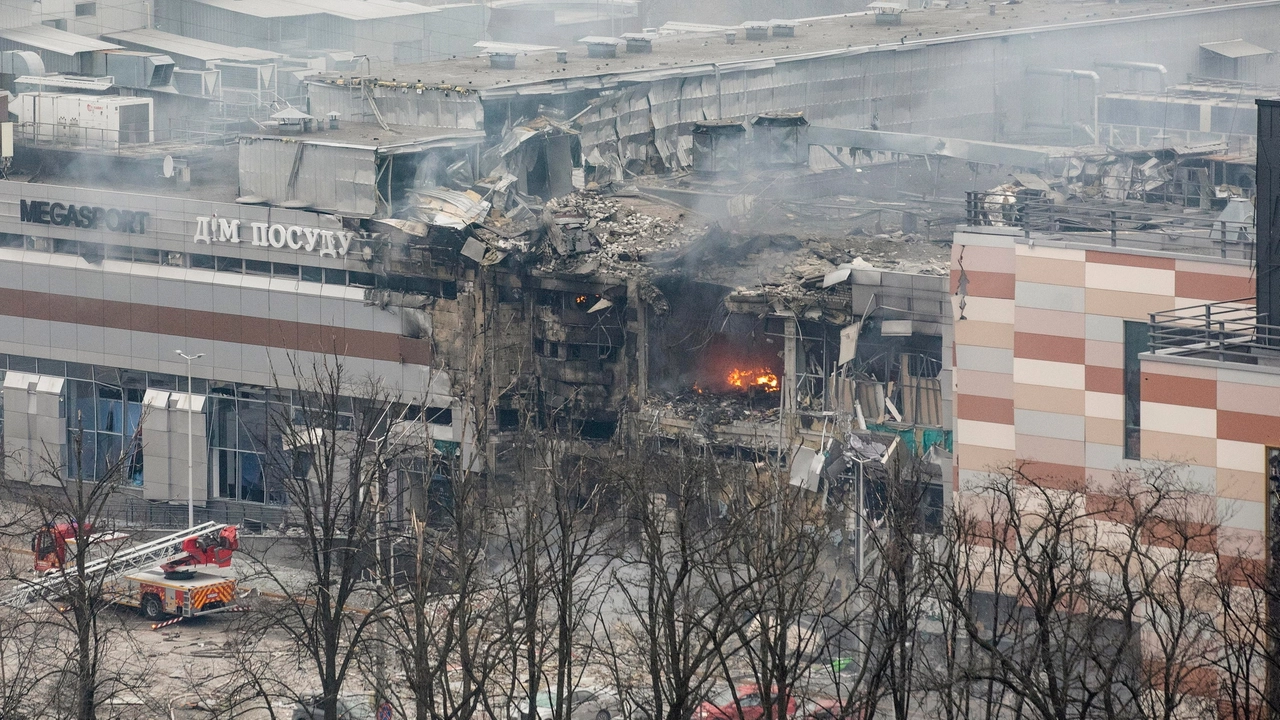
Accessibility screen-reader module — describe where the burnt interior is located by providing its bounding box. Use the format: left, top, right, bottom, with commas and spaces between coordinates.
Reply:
647, 278, 782, 402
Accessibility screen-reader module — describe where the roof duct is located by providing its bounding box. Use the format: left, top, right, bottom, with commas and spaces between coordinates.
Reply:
91, 50, 175, 89
0, 51, 44, 77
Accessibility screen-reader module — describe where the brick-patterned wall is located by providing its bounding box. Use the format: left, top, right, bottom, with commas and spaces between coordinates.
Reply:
950, 226, 1260, 541
1140, 355, 1280, 560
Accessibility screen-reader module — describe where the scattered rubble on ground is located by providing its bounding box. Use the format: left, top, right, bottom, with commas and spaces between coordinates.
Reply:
645, 388, 783, 429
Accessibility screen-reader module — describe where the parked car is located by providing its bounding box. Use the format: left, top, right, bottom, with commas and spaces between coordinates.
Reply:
509, 689, 618, 720
695, 685, 797, 720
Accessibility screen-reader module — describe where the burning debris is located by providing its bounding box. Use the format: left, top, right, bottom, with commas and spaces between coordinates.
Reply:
726, 367, 780, 393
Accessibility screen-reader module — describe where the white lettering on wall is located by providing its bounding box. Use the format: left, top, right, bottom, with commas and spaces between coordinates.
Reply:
250, 222, 269, 246
216, 218, 241, 243
193, 217, 211, 244
195, 217, 357, 257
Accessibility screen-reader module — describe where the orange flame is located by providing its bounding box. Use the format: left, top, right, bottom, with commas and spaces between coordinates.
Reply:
727, 367, 779, 392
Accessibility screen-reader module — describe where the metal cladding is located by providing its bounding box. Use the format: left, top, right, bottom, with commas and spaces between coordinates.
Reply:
1257, 98, 1280, 329
752, 112, 809, 167
691, 120, 746, 174
623, 35, 654, 54
587, 43, 617, 59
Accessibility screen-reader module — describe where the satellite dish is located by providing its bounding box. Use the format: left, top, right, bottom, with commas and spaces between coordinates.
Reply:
162, 155, 174, 178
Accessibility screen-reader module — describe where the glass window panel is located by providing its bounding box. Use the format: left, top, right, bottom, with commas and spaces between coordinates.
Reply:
240, 452, 264, 503
190, 254, 215, 270
215, 257, 242, 273
127, 439, 143, 487
71, 435, 96, 481
323, 268, 346, 285
244, 259, 271, 276
37, 359, 66, 376
67, 380, 95, 431
301, 266, 323, 283
209, 397, 237, 449
95, 432, 121, 480
237, 400, 266, 452
65, 362, 92, 380
8, 356, 36, 373
133, 248, 160, 264
93, 367, 119, 385
272, 263, 299, 279
146, 373, 176, 390
348, 271, 376, 288
125, 398, 142, 440
96, 388, 122, 434
1123, 320, 1149, 460
213, 448, 236, 499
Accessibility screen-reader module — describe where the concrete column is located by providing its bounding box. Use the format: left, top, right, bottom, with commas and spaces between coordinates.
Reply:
783, 315, 798, 419
140, 389, 207, 505
3, 372, 66, 486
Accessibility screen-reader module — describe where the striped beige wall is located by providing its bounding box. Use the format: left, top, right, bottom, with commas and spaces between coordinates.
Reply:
950, 227, 1258, 540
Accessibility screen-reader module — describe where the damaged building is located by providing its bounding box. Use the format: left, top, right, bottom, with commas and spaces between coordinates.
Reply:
0, 0, 1277, 537
0, 79, 955, 528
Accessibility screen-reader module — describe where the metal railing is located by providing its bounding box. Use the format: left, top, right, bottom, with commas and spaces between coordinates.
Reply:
1147, 298, 1280, 364
963, 190, 1255, 260
98, 498, 287, 532
15, 120, 239, 153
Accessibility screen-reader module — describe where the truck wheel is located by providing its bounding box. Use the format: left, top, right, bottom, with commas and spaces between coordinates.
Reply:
141, 594, 165, 621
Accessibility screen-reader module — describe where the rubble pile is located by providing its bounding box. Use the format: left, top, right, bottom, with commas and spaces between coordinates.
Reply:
646, 388, 782, 427
539, 191, 696, 273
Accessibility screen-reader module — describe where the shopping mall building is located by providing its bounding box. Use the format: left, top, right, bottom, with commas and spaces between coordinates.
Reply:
0, 108, 499, 524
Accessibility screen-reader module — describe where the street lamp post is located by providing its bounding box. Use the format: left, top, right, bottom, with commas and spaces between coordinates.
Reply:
175, 350, 205, 528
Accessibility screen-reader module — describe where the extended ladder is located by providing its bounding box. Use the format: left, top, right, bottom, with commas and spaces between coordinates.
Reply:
0, 521, 229, 608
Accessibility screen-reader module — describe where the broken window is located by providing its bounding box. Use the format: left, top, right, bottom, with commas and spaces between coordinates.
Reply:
425, 407, 453, 426
499, 284, 524, 303
497, 408, 520, 431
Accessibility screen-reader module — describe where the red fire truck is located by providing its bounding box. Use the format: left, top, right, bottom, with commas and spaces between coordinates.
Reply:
22, 522, 242, 621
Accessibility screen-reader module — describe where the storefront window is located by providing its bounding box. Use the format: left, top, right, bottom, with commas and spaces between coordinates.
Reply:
65, 380, 143, 485
207, 387, 283, 504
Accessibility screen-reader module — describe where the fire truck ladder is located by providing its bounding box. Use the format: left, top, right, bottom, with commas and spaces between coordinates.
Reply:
0, 521, 229, 608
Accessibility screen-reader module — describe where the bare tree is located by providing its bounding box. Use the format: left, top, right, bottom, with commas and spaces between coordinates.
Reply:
490, 427, 614, 720
1094, 465, 1223, 720
371, 439, 510, 720
708, 457, 842, 720
599, 439, 756, 720
0, 604, 59, 720
0, 422, 160, 720
1214, 549, 1268, 720
238, 357, 419, 720
933, 466, 1124, 720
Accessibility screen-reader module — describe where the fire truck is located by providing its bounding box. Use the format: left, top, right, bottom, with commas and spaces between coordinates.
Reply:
10, 521, 242, 622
